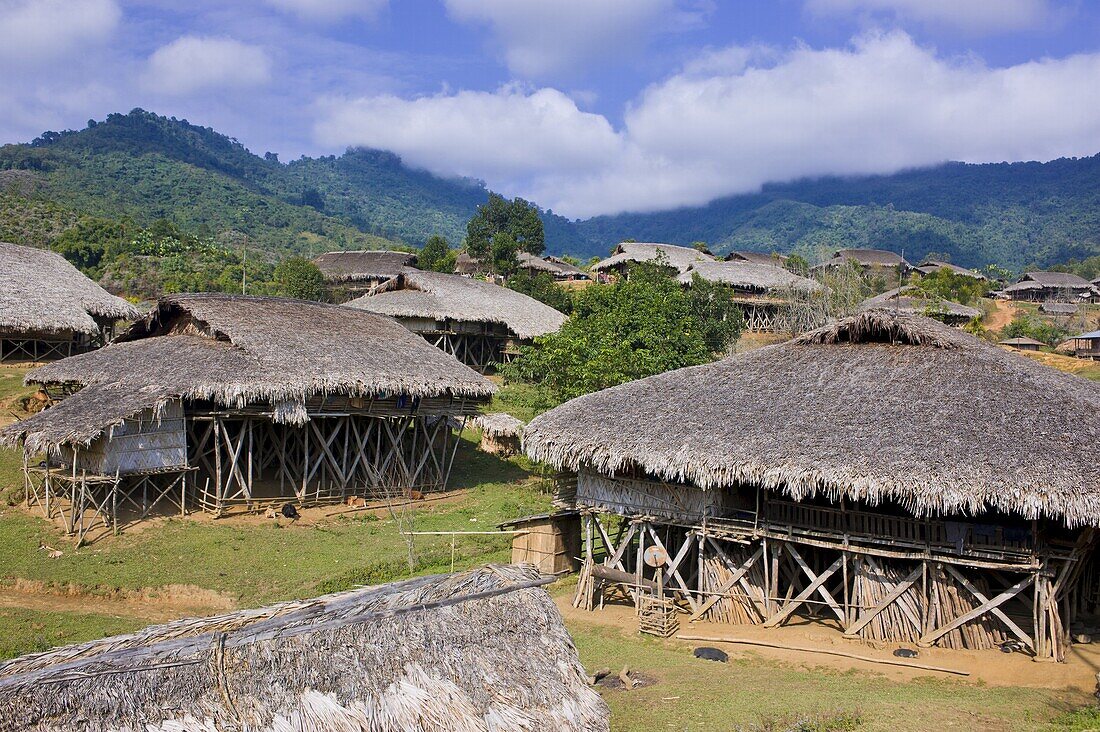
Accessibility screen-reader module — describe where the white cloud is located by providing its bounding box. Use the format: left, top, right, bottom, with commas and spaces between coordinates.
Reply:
315, 86, 621, 182
805, 0, 1054, 33
443, 0, 681, 78
314, 32, 1100, 218
265, 0, 387, 23
0, 0, 120, 64
144, 36, 272, 96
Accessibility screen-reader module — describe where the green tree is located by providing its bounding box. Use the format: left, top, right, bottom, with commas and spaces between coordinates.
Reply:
503, 262, 742, 402
909, 268, 989, 305
1002, 311, 1070, 347
418, 234, 456, 273
507, 271, 574, 314
272, 256, 326, 301
489, 231, 520, 276
466, 193, 545, 259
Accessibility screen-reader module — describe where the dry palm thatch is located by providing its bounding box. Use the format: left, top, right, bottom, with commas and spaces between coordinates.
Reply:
0, 564, 610, 732
591, 243, 714, 274
861, 286, 982, 321
346, 268, 566, 340
516, 251, 559, 273
725, 251, 788, 266
524, 310, 1100, 527
472, 412, 525, 438
678, 260, 822, 294
0, 241, 139, 335
915, 260, 987, 280
311, 250, 417, 283
1, 294, 494, 451
817, 248, 910, 269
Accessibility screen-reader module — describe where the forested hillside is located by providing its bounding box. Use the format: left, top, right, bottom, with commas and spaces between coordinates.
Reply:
1, 109, 1099, 271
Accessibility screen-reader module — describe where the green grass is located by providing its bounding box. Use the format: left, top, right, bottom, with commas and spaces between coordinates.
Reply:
567, 621, 1091, 731
488, 380, 557, 422
0, 606, 146, 660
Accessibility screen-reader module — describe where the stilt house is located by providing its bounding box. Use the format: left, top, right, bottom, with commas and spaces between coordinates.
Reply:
1002, 272, 1100, 303
525, 311, 1100, 661
0, 242, 139, 362
0, 564, 610, 732
311, 250, 417, 301
591, 242, 714, 280
812, 248, 911, 276
347, 268, 566, 371
678, 260, 822, 332
1, 294, 494, 540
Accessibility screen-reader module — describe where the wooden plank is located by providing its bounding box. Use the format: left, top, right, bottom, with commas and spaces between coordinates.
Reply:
844, 564, 922, 637
785, 543, 845, 623
690, 542, 763, 621
919, 574, 1034, 647
942, 564, 1034, 650
763, 556, 844, 628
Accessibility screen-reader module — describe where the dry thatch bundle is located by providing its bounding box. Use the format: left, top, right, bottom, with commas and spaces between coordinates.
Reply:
472, 412, 525, 438
0, 241, 139, 335
0, 564, 610, 732
524, 310, 1100, 527
678, 260, 822, 294
346, 268, 566, 340
312, 250, 417, 283
1, 293, 494, 452
860, 286, 982, 321
591, 242, 714, 274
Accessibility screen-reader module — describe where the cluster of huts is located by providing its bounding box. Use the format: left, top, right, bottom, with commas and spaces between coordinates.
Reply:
2, 233, 1099, 725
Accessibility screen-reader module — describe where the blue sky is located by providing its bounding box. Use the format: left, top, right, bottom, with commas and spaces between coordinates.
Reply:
2, 0, 1100, 218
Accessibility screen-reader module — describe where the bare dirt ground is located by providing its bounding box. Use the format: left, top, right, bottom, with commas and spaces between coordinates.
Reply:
0, 580, 236, 623
985, 299, 1018, 332
557, 595, 1100, 692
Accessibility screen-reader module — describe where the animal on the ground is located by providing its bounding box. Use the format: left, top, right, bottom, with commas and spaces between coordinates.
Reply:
693, 647, 728, 663
893, 648, 919, 658
281, 503, 300, 520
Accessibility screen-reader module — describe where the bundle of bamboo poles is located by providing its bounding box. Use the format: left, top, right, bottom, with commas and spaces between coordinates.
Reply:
851, 558, 924, 644
928, 565, 1007, 651
699, 550, 768, 624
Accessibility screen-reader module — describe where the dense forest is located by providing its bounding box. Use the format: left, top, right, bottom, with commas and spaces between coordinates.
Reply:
2, 109, 1100, 272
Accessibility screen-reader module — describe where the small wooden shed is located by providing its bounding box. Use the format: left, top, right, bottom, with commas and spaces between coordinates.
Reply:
500, 511, 582, 575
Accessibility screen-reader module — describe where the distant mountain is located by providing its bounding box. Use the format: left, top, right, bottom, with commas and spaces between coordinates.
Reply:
569, 156, 1100, 269
1, 109, 1099, 271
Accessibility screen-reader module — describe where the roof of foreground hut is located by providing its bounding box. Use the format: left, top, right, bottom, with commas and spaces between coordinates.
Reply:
678, 260, 822, 294
2, 294, 494, 451
861, 286, 982, 320
0, 564, 610, 732
0, 242, 139, 335
311, 250, 417, 283
346, 268, 567, 339
591, 242, 714, 273
524, 310, 1100, 527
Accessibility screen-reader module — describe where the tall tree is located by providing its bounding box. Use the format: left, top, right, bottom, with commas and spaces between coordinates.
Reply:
419, 234, 456, 273
466, 193, 545, 260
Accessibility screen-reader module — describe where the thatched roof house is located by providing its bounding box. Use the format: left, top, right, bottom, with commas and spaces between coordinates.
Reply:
0, 564, 610, 732
861, 286, 982, 325
0, 242, 139, 361
545, 255, 591, 280
998, 336, 1046, 351
725, 250, 788, 266
472, 412, 525, 456
2, 294, 494, 527
347, 268, 566, 370
454, 251, 481, 275
591, 242, 714, 277
525, 310, 1098, 526
1002, 272, 1099, 302
914, 260, 986, 280
517, 253, 590, 280
1039, 302, 1079, 316
525, 311, 1100, 659
678, 261, 822, 295
813, 248, 911, 273
311, 250, 416, 299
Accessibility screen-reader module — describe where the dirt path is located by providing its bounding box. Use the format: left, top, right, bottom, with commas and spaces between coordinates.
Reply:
0, 580, 236, 623
985, 299, 1018, 332
556, 594, 1100, 692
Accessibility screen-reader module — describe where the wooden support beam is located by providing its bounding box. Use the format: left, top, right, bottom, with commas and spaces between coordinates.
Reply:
690, 542, 763, 621
785, 543, 846, 624
763, 555, 844, 628
918, 574, 1034, 647
844, 564, 922, 637
942, 563, 1034, 651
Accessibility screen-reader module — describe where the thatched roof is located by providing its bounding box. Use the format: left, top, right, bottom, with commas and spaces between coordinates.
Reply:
524, 310, 1100, 527
473, 412, 525, 437
1073, 330, 1100, 341
678, 260, 822, 294
0, 242, 139, 336
1040, 302, 1079, 315
346, 268, 567, 340
0, 564, 610, 732
516, 251, 559, 273
817, 248, 910, 269
998, 337, 1046, 347
915, 260, 987, 280
725, 251, 788, 266
1016, 271, 1095, 288
861, 287, 982, 320
592, 243, 714, 274
312, 250, 416, 283
2, 294, 494, 451
546, 256, 590, 278
454, 252, 481, 275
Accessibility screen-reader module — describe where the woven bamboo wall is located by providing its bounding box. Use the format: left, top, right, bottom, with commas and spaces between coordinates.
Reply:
577, 472, 741, 523
76, 400, 187, 476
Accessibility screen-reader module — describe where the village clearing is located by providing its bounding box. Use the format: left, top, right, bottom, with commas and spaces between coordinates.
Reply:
2, 363, 1100, 730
